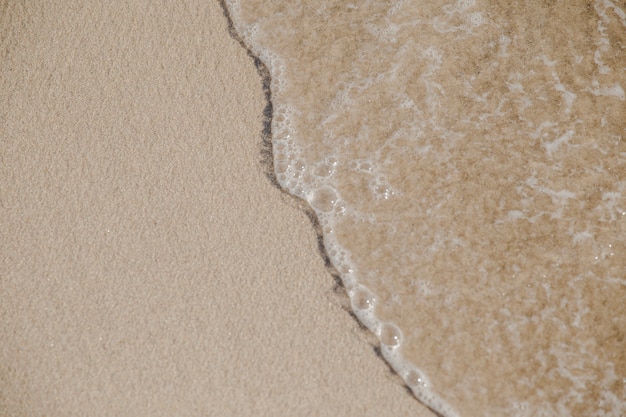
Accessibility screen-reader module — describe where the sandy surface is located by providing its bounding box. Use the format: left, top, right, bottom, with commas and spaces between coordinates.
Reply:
222, 2, 626, 415
0, 1, 435, 416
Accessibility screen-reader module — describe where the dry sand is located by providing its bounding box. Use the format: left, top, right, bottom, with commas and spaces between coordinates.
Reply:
0, 1, 435, 416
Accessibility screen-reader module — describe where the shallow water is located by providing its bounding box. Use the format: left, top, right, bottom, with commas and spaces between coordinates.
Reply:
224, 1, 626, 415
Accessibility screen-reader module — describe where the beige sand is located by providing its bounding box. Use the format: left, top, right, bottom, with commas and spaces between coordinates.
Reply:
0, 1, 435, 416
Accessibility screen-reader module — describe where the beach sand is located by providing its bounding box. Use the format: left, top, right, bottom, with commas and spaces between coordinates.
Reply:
0, 1, 434, 416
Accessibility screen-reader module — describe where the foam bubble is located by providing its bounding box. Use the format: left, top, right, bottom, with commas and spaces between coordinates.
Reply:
313, 162, 334, 177
291, 160, 306, 172
379, 323, 402, 347
333, 200, 346, 214
308, 187, 338, 212
405, 369, 429, 388
350, 285, 376, 311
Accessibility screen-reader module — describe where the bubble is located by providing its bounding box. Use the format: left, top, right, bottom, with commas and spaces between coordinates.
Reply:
406, 369, 428, 388
292, 185, 303, 197
360, 162, 372, 171
334, 200, 346, 214
375, 184, 392, 199
380, 323, 402, 347
292, 160, 306, 171
351, 286, 376, 310
308, 187, 338, 212
339, 264, 353, 274
313, 163, 333, 177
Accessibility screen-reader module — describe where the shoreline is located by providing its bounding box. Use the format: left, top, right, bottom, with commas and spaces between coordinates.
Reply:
0, 1, 435, 416
218, 4, 453, 415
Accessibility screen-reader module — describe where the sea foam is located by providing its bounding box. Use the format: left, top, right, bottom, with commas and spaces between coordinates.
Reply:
225, 1, 626, 415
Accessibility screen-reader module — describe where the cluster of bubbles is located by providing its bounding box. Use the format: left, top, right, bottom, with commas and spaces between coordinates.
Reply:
272, 108, 459, 416
225, 1, 462, 415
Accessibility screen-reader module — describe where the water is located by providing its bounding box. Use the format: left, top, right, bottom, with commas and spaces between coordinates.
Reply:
223, 1, 626, 415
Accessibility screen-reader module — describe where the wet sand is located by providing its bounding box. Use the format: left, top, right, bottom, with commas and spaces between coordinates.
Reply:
226, 1, 626, 415
0, 1, 434, 416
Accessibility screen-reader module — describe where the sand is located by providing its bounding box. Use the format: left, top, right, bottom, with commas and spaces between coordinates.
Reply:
0, 1, 435, 416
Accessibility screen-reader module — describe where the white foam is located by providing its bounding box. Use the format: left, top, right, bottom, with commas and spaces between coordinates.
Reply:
588, 81, 626, 101
224, 1, 626, 415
